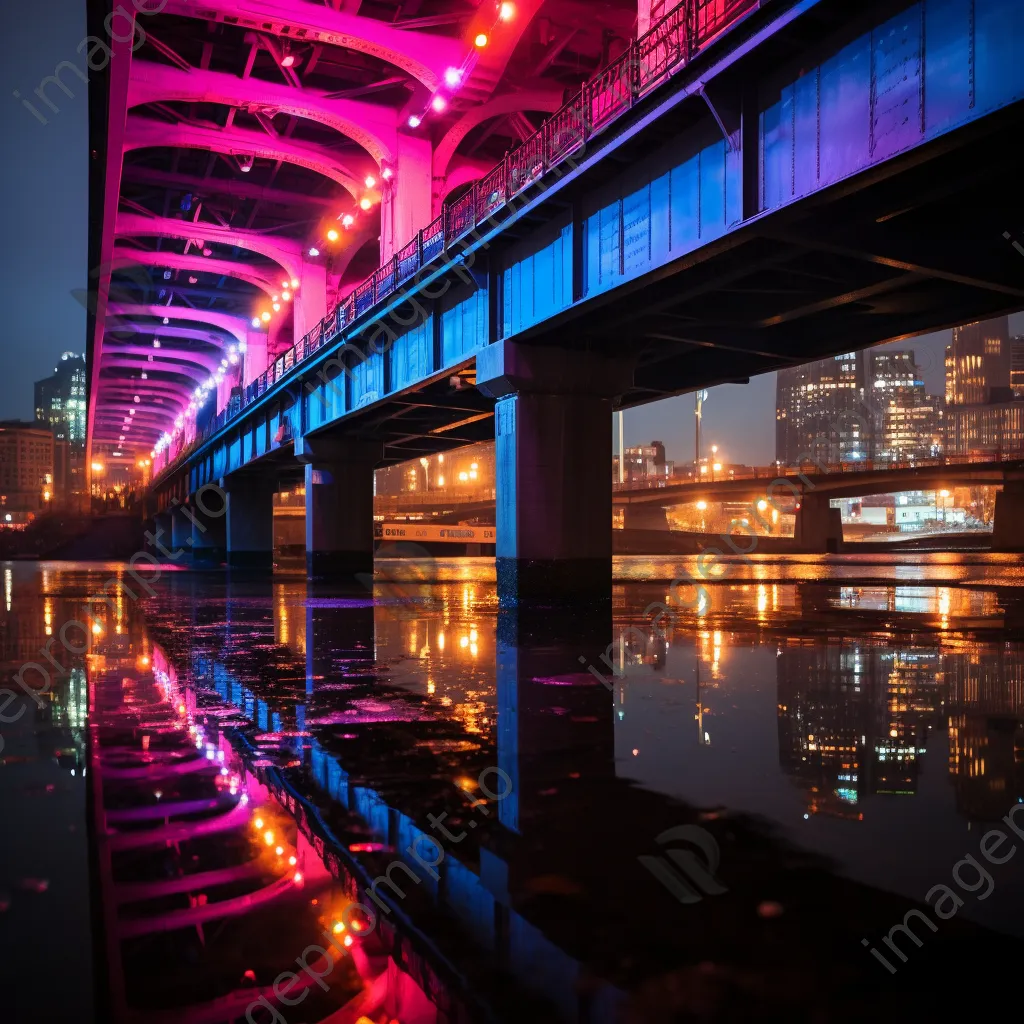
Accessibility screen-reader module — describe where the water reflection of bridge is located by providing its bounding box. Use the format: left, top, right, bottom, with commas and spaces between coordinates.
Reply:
100, 572, 1024, 1021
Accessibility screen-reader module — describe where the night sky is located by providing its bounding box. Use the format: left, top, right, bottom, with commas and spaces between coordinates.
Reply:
0, 0, 88, 421
0, 0, 1020, 465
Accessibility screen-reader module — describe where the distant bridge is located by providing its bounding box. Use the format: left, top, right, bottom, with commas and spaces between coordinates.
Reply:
613, 458, 1024, 506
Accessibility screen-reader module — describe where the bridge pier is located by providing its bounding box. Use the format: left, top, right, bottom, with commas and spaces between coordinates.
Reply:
190, 495, 227, 568
794, 494, 844, 554
993, 481, 1024, 552
477, 340, 633, 607
223, 476, 276, 569
622, 504, 669, 531
169, 505, 192, 556
296, 436, 382, 581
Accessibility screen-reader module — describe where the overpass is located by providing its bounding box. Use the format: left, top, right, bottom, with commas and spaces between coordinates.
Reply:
86, 0, 1024, 602
614, 457, 1024, 549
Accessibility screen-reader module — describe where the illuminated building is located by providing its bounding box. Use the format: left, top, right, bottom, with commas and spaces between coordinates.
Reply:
1011, 336, 1024, 397
775, 352, 871, 467
869, 351, 942, 462
944, 397, 1024, 458
34, 352, 87, 508
945, 316, 1011, 406
0, 420, 54, 524
942, 317, 1022, 457
614, 441, 672, 483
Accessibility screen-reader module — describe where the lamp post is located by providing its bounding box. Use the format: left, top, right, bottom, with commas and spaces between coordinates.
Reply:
694, 390, 708, 480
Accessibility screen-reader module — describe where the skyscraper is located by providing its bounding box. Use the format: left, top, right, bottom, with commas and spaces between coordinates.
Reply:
775, 352, 870, 467
943, 318, 1023, 458
35, 352, 87, 445
869, 351, 941, 462
34, 352, 87, 508
1011, 336, 1024, 397
945, 316, 1011, 406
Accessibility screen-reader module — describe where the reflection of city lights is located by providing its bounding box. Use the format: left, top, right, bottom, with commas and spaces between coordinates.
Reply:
437, 631, 445, 650
757, 499, 768, 511
264, 830, 274, 845
696, 500, 707, 510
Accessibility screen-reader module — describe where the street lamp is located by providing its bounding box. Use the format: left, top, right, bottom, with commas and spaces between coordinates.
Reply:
694, 390, 708, 478
711, 445, 719, 481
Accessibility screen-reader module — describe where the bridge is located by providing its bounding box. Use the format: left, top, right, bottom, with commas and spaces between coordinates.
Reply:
614, 457, 1024, 549
86, 0, 1024, 603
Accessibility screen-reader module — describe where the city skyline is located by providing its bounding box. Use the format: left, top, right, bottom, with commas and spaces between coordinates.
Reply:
621, 317, 1024, 467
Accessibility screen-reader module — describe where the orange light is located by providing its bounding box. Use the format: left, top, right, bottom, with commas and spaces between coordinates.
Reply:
499, 2, 515, 19
293, 871, 303, 884
254, 817, 264, 829
288, 855, 297, 866
263, 830, 274, 845
275, 845, 284, 855
332, 921, 345, 934
359, 197, 372, 211
260, 311, 271, 323
327, 228, 340, 242
343, 934, 354, 947
177, 704, 186, 714
474, 32, 488, 47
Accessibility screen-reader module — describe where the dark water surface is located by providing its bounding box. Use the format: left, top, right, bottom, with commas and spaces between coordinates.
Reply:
4, 556, 1024, 1022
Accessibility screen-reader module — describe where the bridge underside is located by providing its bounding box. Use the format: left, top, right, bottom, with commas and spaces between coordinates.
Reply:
121, 0, 1024, 601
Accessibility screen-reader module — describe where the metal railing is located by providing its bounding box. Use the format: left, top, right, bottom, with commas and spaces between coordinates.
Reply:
152, 0, 761, 482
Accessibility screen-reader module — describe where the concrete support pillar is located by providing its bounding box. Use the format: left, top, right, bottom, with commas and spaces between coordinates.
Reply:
295, 260, 328, 342
992, 481, 1024, 552
622, 504, 670, 531
794, 494, 844, 553
224, 475, 277, 569
190, 491, 227, 568
243, 327, 268, 388
170, 504, 193, 555
295, 435, 382, 580
381, 134, 432, 264
152, 511, 171, 550
477, 340, 634, 606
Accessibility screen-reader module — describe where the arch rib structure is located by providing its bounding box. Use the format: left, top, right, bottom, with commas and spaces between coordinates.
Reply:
129, 62, 398, 166
87, 0, 634, 468
124, 118, 375, 202
157, 0, 465, 91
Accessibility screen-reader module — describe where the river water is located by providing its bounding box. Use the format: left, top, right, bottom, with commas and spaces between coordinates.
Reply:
3, 554, 1024, 1022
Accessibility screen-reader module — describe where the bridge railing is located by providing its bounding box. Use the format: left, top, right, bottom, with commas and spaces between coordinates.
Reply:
151, 0, 762, 483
